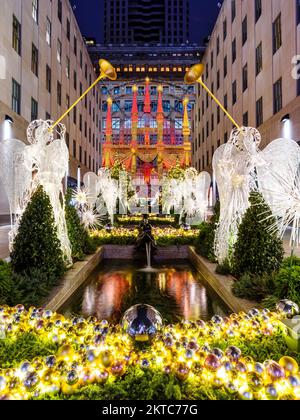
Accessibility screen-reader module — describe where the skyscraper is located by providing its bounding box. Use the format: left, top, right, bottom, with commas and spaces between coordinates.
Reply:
104, 0, 190, 45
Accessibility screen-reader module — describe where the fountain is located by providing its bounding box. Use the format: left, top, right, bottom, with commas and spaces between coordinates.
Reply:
136, 215, 159, 272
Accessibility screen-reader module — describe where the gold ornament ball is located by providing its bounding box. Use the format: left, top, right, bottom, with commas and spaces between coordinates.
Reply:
279, 356, 299, 375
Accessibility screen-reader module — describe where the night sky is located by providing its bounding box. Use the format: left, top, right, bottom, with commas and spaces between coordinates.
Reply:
70, 0, 221, 44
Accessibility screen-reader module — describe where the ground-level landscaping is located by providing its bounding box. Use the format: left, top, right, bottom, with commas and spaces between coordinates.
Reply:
0, 305, 299, 400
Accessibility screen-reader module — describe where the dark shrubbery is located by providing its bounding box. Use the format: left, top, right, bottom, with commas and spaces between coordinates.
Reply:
11, 186, 65, 279
65, 190, 97, 261
195, 202, 220, 262
233, 192, 284, 277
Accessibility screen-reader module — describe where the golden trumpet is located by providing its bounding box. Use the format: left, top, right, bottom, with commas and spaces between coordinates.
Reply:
184, 63, 241, 130
50, 59, 117, 131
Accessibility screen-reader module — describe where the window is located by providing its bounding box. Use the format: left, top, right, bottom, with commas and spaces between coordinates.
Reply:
273, 78, 282, 114
12, 15, 21, 55
242, 16, 248, 45
232, 81, 237, 105
223, 19, 227, 40
242, 63, 248, 92
58, 0, 62, 22
31, 44, 39, 77
80, 51, 83, 68
217, 107, 220, 124
46, 65, 51, 93
243, 112, 248, 126
224, 94, 228, 109
67, 19, 70, 41
32, 0, 38, 23
256, 97, 263, 126
255, 0, 262, 23
232, 38, 236, 63
74, 36, 77, 56
66, 56, 70, 79
31, 98, 38, 120
211, 51, 214, 69
273, 14, 282, 54
224, 56, 227, 78
211, 113, 214, 132
73, 140, 76, 158
231, 0, 236, 22
73, 70, 77, 91
73, 107, 77, 124
57, 81, 62, 106
12, 79, 21, 114
256, 42, 263, 75
217, 70, 220, 90
46, 17, 51, 46
217, 36, 220, 56
57, 39, 62, 63
224, 132, 228, 144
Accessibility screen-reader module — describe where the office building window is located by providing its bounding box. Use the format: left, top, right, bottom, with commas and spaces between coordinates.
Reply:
211, 51, 214, 69
46, 65, 51, 93
232, 81, 237, 105
243, 63, 248, 91
74, 70, 77, 90
57, 39, 62, 63
57, 81, 62, 106
66, 56, 70, 79
273, 78, 282, 114
66, 132, 69, 148
31, 44, 39, 77
242, 16, 248, 45
223, 19, 227, 40
46, 17, 51, 46
66, 94, 70, 109
273, 14, 282, 54
211, 114, 214, 132
73, 140, 76, 158
12, 79, 21, 114
231, 0, 236, 22
80, 51, 83, 68
217, 70, 220, 89
12, 15, 21, 55
67, 18, 70, 40
256, 97, 263, 126
256, 42, 263, 75
224, 55, 227, 78
74, 36, 77, 56
58, 0, 62, 22
31, 98, 38, 121
224, 94, 228, 109
232, 38, 236, 63
79, 114, 82, 131
73, 107, 77, 124
217, 107, 220, 124
32, 0, 39, 24
255, 0, 262, 23
224, 132, 228, 144
217, 36, 220, 56
243, 112, 248, 126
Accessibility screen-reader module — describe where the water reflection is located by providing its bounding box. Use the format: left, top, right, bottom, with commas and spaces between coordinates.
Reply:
76, 264, 227, 323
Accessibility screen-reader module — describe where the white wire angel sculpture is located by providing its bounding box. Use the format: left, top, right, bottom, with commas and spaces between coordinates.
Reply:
213, 127, 262, 264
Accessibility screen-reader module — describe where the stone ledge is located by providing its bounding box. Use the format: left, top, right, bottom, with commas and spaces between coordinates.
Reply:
102, 245, 189, 260
46, 247, 104, 312
188, 247, 258, 313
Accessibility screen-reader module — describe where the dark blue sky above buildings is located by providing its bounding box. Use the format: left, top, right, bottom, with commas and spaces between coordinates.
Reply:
71, 0, 220, 44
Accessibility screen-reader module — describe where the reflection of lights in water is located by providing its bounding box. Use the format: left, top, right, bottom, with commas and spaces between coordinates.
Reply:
166, 270, 209, 320
82, 285, 96, 316
157, 273, 167, 292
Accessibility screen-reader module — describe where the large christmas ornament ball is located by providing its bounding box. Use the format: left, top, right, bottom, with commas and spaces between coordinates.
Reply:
121, 304, 163, 342
276, 300, 299, 318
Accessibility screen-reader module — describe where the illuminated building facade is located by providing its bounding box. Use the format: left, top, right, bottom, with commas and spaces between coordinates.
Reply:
102, 78, 192, 181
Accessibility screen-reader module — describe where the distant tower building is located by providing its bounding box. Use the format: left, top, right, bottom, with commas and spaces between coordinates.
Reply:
104, 0, 190, 45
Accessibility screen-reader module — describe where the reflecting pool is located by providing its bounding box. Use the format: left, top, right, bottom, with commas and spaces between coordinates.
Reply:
64, 262, 229, 324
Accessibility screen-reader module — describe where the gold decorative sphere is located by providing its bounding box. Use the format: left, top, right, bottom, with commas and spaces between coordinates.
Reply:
184, 63, 205, 84
99, 59, 117, 81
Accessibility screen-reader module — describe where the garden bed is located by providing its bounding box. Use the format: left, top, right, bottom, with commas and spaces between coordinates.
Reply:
0, 305, 299, 400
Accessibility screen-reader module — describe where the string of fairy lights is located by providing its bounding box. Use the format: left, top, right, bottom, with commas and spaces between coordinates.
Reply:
0, 303, 300, 400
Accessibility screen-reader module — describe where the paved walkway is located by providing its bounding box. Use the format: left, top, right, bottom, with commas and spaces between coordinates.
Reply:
0, 225, 10, 260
